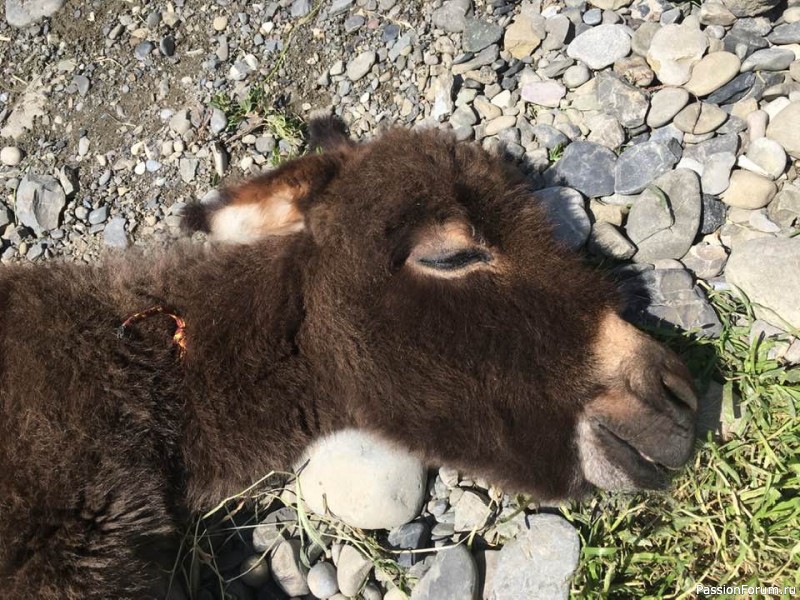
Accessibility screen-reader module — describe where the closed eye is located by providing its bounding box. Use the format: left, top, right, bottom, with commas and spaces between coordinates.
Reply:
417, 248, 492, 271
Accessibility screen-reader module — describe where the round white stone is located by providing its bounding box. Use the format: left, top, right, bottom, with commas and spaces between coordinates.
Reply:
0, 146, 23, 166
296, 429, 426, 530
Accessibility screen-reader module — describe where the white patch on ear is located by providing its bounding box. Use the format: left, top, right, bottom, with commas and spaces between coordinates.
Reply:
210, 194, 305, 243
576, 418, 637, 491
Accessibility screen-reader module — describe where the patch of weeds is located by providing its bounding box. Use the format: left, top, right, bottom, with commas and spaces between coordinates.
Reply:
210, 85, 304, 165
171, 470, 417, 600
548, 143, 565, 162
566, 289, 800, 598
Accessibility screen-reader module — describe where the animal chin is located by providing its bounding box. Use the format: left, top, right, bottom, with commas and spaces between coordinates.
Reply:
576, 417, 671, 492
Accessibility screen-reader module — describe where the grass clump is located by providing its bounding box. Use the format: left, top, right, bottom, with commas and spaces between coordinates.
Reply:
566, 289, 800, 598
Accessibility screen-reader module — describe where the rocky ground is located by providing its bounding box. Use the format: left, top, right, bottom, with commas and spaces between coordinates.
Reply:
2, 0, 800, 598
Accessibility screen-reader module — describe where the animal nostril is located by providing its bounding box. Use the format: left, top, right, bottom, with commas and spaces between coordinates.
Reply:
661, 371, 698, 412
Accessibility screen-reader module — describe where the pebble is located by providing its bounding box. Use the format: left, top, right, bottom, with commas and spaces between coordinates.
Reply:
270, 539, 309, 597
179, 158, 199, 184
346, 51, 377, 81
545, 142, 617, 198
169, 110, 192, 136
767, 22, 800, 44
584, 8, 602, 24
463, 19, 503, 53
5, 0, 65, 28
721, 0, 780, 17
536, 187, 593, 250
701, 152, 736, 195
673, 103, 727, 135
707, 72, 756, 105
252, 506, 297, 553
741, 47, 796, 72
589, 222, 637, 259
721, 170, 777, 209
684, 52, 741, 97
566, 24, 631, 70
88, 206, 108, 225
209, 108, 228, 136
77, 136, 89, 157
587, 113, 625, 150
212, 15, 228, 31
134, 41, 154, 61
432, 0, 470, 33
727, 238, 800, 329
615, 141, 681, 194
14, 174, 66, 234
631, 268, 722, 335
596, 72, 649, 128
626, 169, 702, 263
747, 110, 769, 141
239, 555, 271, 588
646, 23, 708, 85
484, 115, 516, 136
307, 562, 339, 599
766, 102, 800, 159
159, 36, 176, 57
700, 1, 737, 26
682, 242, 729, 279
454, 491, 492, 532
503, 14, 544, 59
410, 545, 478, 600
521, 81, 566, 107
0, 146, 23, 166
769, 185, 800, 227
487, 514, 579, 600
73, 75, 90, 96
296, 429, 426, 530
531, 124, 570, 149
337, 545, 372, 598
744, 138, 786, 180
647, 87, 689, 128
103, 217, 128, 249
388, 522, 430, 566
563, 64, 591, 89
291, 0, 311, 17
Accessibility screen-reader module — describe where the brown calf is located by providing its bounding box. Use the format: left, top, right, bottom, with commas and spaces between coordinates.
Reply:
0, 117, 697, 598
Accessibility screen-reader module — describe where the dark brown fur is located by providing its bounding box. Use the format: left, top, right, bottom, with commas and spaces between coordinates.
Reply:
0, 121, 697, 598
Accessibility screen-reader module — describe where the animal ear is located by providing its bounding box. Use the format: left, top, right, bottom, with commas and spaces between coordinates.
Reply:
405, 220, 496, 278
181, 152, 341, 243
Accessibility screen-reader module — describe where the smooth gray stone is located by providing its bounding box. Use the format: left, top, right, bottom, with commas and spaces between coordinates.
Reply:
625, 268, 722, 336
462, 19, 503, 52
486, 514, 579, 600
615, 140, 681, 194
768, 22, 800, 44
411, 545, 478, 600
535, 187, 592, 250
14, 174, 66, 234
543, 141, 617, 198
596, 72, 649, 129
727, 237, 800, 329
626, 169, 701, 263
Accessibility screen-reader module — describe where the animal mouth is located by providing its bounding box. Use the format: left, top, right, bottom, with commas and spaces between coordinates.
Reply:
592, 419, 672, 485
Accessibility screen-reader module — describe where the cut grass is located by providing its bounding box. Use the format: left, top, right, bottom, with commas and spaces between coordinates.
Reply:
565, 288, 800, 598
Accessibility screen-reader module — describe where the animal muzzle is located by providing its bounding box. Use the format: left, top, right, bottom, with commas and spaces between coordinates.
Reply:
579, 323, 699, 491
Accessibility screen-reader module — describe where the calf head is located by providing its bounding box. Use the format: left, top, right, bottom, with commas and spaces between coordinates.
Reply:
184, 117, 697, 500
